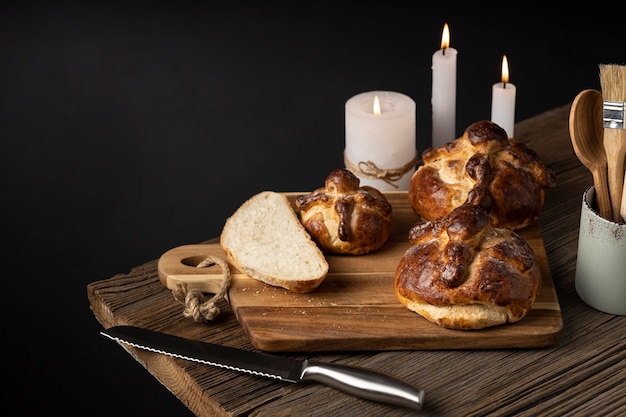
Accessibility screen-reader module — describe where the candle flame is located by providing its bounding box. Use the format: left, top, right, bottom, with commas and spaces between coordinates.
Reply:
440, 23, 450, 50
501, 55, 510, 85
373, 95, 381, 115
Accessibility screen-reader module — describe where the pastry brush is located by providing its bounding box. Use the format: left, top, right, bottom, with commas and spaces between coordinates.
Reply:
621, 170, 626, 222
599, 63, 626, 223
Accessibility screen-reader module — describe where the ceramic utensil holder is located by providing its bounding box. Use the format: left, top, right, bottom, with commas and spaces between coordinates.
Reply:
575, 186, 626, 315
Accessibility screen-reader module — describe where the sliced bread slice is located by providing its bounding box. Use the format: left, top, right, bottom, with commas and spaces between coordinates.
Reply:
220, 191, 329, 293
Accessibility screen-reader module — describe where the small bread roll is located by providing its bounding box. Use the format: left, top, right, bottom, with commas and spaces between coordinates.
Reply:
296, 168, 393, 255
409, 120, 556, 230
394, 202, 542, 330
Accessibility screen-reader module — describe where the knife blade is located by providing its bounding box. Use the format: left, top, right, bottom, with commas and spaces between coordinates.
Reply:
101, 325, 425, 411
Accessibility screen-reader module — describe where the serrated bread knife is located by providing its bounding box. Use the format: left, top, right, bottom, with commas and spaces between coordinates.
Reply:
101, 326, 425, 410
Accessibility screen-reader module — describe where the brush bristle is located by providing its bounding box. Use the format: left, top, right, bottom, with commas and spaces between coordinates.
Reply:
599, 63, 626, 102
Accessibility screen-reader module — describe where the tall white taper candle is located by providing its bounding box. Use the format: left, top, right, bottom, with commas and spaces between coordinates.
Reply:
491, 55, 516, 138
431, 23, 457, 148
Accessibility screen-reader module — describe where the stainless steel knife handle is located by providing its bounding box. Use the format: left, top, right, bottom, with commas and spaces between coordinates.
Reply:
301, 360, 424, 410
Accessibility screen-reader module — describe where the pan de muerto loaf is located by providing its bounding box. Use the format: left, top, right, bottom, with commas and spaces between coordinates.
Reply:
296, 168, 393, 255
394, 202, 542, 330
409, 121, 556, 230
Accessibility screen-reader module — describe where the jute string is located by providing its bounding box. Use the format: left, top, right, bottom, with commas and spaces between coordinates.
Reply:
343, 151, 418, 188
172, 255, 231, 324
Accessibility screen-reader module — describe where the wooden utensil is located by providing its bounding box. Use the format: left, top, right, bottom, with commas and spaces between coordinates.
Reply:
569, 89, 612, 219
621, 171, 626, 222
599, 64, 626, 223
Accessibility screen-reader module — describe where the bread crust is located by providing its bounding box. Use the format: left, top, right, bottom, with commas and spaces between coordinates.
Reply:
394, 202, 542, 330
409, 120, 556, 230
296, 169, 393, 255
223, 247, 324, 293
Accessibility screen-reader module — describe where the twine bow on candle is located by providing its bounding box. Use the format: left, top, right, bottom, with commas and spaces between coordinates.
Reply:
344, 151, 418, 188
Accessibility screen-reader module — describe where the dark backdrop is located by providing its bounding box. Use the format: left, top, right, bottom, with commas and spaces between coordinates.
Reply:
2, 2, 623, 416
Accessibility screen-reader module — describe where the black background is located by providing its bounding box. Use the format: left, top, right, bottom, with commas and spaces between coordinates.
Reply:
2, 2, 624, 415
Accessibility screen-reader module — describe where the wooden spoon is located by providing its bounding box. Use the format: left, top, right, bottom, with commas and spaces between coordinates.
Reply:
569, 89, 612, 220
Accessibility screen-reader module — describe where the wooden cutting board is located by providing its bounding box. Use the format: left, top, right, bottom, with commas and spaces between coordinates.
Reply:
157, 192, 562, 352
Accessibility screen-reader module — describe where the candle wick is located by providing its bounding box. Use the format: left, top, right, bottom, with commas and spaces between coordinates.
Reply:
503, 82, 507, 89
442, 48, 446, 56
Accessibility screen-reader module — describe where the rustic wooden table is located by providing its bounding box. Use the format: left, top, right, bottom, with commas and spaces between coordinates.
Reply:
88, 104, 626, 417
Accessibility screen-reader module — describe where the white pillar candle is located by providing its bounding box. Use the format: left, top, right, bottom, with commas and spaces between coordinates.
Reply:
431, 23, 457, 149
344, 90, 416, 191
491, 55, 516, 138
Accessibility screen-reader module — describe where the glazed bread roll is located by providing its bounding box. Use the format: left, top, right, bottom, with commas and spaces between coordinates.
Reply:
220, 191, 329, 293
394, 202, 542, 330
409, 120, 556, 230
296, 168, 393, 255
